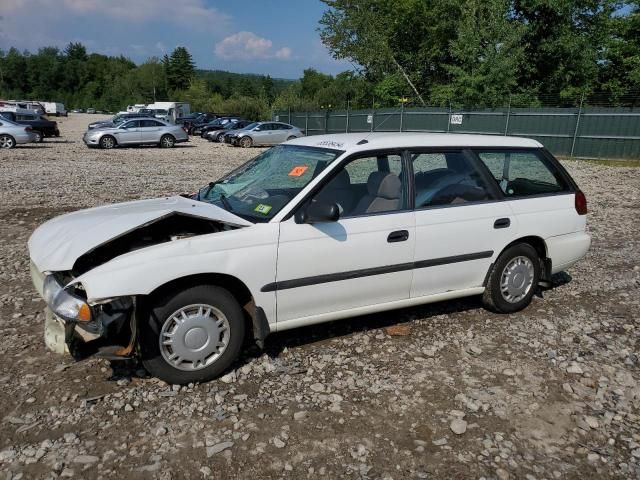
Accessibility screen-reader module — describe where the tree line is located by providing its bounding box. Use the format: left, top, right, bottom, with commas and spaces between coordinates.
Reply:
1, 0, 638, 119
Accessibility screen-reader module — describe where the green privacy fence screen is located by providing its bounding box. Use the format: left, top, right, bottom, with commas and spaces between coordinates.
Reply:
273, 106, 640, 159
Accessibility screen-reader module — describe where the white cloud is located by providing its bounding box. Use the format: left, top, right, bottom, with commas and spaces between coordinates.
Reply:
0, 0, 230, 32
215, 31, 292, 61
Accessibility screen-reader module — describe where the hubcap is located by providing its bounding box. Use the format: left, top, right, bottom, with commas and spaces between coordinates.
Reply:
102, 137, 114, 148
0, 136, 14, 148
500, 256, 535, 303
159, 304, 230, 371
162, 137, 173, 147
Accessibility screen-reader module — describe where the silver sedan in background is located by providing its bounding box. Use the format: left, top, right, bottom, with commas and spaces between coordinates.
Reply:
0, 117, 36, 149
83, 118, 188, 149
225, 121, 305, 148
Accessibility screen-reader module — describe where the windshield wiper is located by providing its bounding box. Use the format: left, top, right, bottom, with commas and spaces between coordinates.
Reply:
197, 181, 217, 201
220, 194, 233, 212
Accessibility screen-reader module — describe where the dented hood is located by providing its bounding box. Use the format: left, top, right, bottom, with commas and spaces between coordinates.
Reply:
28, 195, 253, 272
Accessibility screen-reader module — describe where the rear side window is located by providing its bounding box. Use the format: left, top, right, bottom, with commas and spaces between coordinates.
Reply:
476, 150, 569, 197
411, 150, 494, 208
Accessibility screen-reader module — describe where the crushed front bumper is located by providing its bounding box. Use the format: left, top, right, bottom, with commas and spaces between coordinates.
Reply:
31, 261, 134, 359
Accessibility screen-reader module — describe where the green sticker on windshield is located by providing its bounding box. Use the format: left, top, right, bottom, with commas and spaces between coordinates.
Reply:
254, 204, 273, 215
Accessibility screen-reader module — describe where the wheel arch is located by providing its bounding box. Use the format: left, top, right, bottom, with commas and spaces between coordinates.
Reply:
140, 272, 268, 345
486, 235, 551, 286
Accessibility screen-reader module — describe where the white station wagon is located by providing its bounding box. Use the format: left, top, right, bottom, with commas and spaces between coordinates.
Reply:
29, 133, 591, 384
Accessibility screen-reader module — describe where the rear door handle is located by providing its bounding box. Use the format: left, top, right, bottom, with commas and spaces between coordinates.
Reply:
494, 218, 511, 229
387, 230, 409, 243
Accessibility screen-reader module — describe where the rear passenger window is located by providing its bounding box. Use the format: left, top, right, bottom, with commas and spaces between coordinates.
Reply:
476, 150, 569, 197
411, 151, 493, 208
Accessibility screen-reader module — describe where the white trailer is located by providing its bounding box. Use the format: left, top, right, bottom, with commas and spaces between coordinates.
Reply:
146, 102, 191, 122
41, 102, 67, 117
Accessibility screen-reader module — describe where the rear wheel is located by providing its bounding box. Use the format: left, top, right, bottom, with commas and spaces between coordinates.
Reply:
216, 132, 225, 143
139, 285, 245, 384
33, 131, 43, 143
99, 135, 116, 149
0, 134, 15, 149
482, 243, 540, 313
239, 136, 253, 148
286, 135, 296, 141
160, 134, 175, 148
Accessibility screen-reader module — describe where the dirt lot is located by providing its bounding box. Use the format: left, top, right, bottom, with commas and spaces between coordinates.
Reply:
0, 114, 638, 479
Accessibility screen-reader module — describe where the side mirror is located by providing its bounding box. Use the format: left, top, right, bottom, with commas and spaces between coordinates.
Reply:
295, 200, 340, 224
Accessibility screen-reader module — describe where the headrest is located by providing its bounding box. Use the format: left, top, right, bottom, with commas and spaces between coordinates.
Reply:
326, 169, 351, 189
367, 172, 401, 199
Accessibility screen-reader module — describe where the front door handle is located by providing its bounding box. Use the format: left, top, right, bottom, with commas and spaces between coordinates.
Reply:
494, 218, 511, 229
387, 230, 409, 243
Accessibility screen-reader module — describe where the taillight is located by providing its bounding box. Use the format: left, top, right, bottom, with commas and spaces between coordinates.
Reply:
25, 126, 32, 132
575, 190, 587, 215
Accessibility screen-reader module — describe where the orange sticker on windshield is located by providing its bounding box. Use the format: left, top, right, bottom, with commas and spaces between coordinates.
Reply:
288, 165, 308, 177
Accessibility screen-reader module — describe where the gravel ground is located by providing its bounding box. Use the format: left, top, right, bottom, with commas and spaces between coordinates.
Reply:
0, 114, 638, 479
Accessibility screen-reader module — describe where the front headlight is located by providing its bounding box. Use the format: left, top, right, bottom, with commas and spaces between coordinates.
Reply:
43, 275, 92, 322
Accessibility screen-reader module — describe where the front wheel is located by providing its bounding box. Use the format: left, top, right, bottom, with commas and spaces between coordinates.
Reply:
239, 136, 252, 148
482, 243, 540, 313
100, 135, 116, 149
139, 285, 245, 384
160, 134, 175, 148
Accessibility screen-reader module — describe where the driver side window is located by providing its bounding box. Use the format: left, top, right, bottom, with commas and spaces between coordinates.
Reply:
412, 150, 493, 208
313, 153, 407, 217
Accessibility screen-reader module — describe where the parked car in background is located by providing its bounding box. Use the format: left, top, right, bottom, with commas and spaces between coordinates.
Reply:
41, 102, 67, 117
192, 117, 241, 136
86, 108, 96, 114
70, 109, 83, 113
0, 111, 60, 142
88, 112, 153, 130
206, 120, 255, 142
83, 118, 188, 149
225, 121, 304, 147
27, 133, 590, 384
1, 100, 45, 115
181, 113, 218, 133
0, 116, 36, 148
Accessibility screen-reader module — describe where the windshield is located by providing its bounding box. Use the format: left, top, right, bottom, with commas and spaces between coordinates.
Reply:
240, 122, 258, 131
225, 122, 243, 130
196, 144, 342, 222
155, 109, 167, 115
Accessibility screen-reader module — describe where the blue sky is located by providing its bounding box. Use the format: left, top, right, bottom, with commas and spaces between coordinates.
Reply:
0, 0, 353, 79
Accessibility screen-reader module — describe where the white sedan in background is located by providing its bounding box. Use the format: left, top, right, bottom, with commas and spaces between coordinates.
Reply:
83, 118, 188, 149
29, 133, 590, 384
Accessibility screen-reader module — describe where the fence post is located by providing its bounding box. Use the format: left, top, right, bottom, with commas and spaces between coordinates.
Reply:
446, 101, 452, 133
346, 100, 350, 133
325, 109, 329, 134
570, 93, 585, 158
504, 96, 512, 136
400, 102, 404, 132
305, 111, 308, 135
371, 108, 375, 132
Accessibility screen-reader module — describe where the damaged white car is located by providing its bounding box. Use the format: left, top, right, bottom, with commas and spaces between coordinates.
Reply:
29, 133, 591, 384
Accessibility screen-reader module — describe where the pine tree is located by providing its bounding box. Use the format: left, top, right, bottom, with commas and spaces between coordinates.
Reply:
166, 47, 195, 91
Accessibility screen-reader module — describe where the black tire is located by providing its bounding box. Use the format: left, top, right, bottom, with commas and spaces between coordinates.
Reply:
286, 136, 296, 141
0, 134, 16, 149
482, 243, 540, 313
216, 132, 225, 143
139, 285, 245, 384
33, 131, 43, 143
160, 134, 175, 148
99, 135, 116, 149
239, 136, 253, 148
